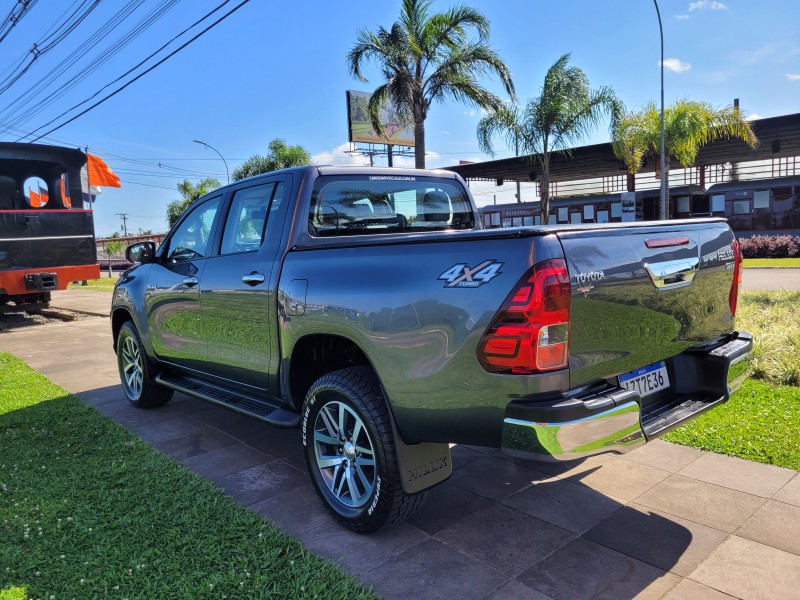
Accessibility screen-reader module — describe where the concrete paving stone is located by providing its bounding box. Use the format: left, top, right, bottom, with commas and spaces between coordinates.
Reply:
689, 536, 800, 600
181, 442, 274, 481
358, 538, 507, 600
462, 444, 501, 455
527, 453, 612, 478
447, 455, 543, 502
76, 385, 124, 407
484, 580, 554, 600
299, 521, 427, 576
501, 477, 624, 535
216, 461, 307, 506
678, 452, 797, 498
773, 473, 800, 507
222, 420, 302, 459
129, 415, 212, 444
436, 504, 575, 577
735, 500, 800, 556
635, 474, 767, 533
585, 502, 727, 576
660, 578, 738, 599
94, 401, 175, 429
620, 439, 705, 473
280, 444, 308, 473
251, 482, 335, 537
451, 444, 485, 468
407, 482, 497, 535
518, 537, 680, 600
561, 456, 670, 502
150, 427, 239, 461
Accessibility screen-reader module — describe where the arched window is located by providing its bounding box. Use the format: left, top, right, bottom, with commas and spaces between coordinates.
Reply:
24, 177, 48, 208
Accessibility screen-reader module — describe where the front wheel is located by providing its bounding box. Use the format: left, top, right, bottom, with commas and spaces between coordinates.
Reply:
302, 367, 426, 533
117, 321, 173, 408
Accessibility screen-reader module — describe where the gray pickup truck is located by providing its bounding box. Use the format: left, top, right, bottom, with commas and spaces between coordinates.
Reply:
112, 166, 752, 532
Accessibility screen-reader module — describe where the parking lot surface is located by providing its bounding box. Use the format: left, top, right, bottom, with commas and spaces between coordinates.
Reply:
3, 289, 799, 599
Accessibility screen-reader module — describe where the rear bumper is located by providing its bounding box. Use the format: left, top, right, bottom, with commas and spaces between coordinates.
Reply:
501, 331, 753, 461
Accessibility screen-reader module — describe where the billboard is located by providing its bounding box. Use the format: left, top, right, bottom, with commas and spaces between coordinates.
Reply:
346, 90, 415, 147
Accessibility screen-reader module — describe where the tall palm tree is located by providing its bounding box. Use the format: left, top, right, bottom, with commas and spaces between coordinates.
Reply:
612, 100, 758, 182
478, 54, 620, 223
347, 0, 515, 169
166, 177, 220, 227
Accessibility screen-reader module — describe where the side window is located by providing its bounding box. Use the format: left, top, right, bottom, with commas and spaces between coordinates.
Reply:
220, 183, 280, 255
167, 196, 221, 262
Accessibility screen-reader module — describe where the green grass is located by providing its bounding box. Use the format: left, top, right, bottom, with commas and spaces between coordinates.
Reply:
743, 257, 800, 268
664, 379, 800, 470
737, 290, 800, 386
67, 277, 117, 291
0, 353, 375, 600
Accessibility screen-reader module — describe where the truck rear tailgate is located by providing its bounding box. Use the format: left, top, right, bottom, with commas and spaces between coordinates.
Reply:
557, 219, 738, 389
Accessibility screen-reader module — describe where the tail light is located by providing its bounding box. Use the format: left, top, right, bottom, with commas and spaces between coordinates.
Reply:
729, 238, 743, 317
477, 259, 571, 374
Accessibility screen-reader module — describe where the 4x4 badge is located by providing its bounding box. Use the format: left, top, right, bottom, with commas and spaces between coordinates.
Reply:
438, 260, 503, 288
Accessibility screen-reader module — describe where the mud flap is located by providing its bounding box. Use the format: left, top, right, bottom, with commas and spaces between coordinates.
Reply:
390, 419, 452, 494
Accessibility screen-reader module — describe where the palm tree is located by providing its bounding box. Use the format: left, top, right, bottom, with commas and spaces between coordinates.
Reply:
166, 177, 220, 227
347, 0, 515, 169
477, 54, 620, 224
612, 100, 758, 213
232, 138, 311, 181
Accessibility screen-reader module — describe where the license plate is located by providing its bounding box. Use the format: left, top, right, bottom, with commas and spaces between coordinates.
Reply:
619, 361, 669, 398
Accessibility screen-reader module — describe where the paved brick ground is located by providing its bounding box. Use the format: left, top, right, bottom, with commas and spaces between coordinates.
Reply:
2, 289, 799, 599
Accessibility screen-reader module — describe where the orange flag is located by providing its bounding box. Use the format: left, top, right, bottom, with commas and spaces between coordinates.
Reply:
87, 154, 121, 188
29, 188, 40, 207
60, 177, 71, 208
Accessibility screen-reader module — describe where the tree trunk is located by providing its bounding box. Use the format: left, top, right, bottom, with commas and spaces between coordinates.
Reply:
414, 119, 425, 169
540, 155, 551, 224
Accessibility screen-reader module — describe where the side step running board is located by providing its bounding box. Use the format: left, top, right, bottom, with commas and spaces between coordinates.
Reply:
155, 372, 300, 427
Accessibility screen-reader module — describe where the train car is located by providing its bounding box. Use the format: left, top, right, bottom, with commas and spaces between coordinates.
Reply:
0, 142, 100, 308
707, 176, 800, 237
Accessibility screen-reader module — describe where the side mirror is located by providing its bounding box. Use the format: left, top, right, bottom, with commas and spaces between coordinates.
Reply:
126, 241, 157, 264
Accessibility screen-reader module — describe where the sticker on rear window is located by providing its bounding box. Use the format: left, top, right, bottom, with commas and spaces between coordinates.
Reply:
438, 261, 503, 288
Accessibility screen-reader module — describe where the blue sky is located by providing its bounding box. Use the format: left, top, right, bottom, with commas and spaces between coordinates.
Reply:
1, 0, 798, 236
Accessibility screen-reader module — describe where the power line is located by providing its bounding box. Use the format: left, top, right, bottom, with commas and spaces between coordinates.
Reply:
0, 0, 40, 45
23, 0, 247, 142
0, 0, 101, 94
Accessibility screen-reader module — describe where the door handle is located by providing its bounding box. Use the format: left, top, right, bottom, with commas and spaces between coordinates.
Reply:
242, 272, 265, 286
182, 276, 199, 287
644, 257, 699, 290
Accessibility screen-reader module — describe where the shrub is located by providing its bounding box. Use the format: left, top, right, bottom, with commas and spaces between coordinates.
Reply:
739, 234, 800, 258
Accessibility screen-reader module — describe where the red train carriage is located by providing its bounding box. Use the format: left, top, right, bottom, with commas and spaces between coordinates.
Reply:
0, 143, 100, 308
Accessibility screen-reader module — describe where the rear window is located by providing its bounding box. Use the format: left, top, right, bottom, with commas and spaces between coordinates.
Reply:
308, 175, 475, 237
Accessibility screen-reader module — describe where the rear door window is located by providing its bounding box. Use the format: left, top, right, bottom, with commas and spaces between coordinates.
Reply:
219, 182, 285, 255
308, 176, 475, 236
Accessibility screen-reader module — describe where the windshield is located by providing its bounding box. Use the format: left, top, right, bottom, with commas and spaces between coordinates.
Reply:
308, 175, 475, 237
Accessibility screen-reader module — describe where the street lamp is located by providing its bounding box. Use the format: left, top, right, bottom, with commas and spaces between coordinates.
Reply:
193, 139, 230, 184
654, 0, 668, 220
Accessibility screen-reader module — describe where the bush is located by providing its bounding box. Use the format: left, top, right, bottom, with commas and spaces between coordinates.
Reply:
739, 234, 800, 258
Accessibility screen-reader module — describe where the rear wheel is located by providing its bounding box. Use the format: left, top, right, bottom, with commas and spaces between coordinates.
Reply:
117, 321, 173, 408
302, 367, 426, 533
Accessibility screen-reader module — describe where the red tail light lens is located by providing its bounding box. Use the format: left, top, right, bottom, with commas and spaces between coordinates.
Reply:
729, 238, 743, 317
477, 259, 571, 374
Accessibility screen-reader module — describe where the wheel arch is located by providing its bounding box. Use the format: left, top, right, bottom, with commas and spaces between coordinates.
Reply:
111, 307, 134, 351
286, 333, 376, 411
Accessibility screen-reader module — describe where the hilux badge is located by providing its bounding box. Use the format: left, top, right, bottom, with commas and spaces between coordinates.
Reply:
438, 260, 503, 288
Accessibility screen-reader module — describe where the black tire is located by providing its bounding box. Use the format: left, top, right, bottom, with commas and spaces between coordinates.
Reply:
116, 321, 173, 408
301, 367, 427, 533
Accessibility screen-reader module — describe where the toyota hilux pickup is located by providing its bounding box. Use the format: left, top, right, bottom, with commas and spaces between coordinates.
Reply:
112, 166, 752, 532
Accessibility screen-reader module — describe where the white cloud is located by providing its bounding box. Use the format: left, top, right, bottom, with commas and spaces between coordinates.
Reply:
659, 58, 692, 73
440, 130, 450, 135
463, 110, 475, 117
786, 73, 800, 81
689, 1, 727, 10
311, 142, 369, 166
746, 114, 762, 121
675, 14, 690, 20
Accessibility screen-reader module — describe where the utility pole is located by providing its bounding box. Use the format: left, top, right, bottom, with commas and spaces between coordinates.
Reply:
116, 213, 129, 237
